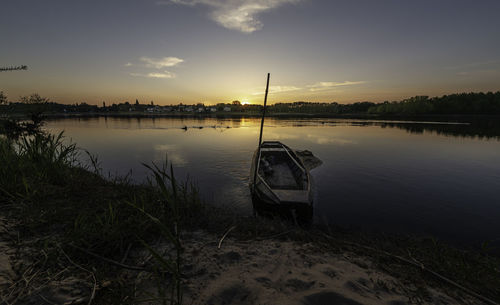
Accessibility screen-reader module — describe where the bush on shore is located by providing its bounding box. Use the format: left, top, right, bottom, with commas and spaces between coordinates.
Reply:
0, 119, 202, 304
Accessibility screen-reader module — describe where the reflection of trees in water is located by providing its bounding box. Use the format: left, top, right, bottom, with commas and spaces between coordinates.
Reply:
375, 120, 500, 140
47, 116, 500, 140
272, 117, 500, 140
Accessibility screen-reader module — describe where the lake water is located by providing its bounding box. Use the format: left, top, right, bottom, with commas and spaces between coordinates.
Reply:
45, 117, 500, 247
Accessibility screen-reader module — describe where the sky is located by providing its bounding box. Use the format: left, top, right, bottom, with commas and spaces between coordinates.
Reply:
1, 0, 500, 105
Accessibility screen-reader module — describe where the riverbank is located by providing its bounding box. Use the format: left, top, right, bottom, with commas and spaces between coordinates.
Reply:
0, 221, 493, 305
1, 133, 499, 304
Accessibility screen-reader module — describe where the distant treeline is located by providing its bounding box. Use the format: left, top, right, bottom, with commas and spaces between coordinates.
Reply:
366, 92, 500, 115
270, 92, 500, 115
269, 101, 374, 114
1, 91, 500, 116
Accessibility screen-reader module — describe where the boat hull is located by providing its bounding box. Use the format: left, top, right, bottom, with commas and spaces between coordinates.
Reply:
249, 141, 313, 209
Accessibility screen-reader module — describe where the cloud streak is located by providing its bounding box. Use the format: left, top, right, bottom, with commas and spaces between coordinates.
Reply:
251, 81, 366, 95
252, 85, 301, 95
140, 56, 184, 68
445, 60, 500, 70
307, 81, 366, 91
130, 71, 176, 78
126, 56, 183, 79
164, 0, 300, 33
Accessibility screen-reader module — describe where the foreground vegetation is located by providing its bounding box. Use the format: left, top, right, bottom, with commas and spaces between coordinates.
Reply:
0, 114, 499, 304
0, 120, 204, 303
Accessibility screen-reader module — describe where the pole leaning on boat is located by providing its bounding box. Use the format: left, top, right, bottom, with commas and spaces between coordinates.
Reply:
252, 73, 271, 194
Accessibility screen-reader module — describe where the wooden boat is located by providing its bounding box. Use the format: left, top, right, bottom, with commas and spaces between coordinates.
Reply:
250, 141, 313, 209
249, 74, 313, 223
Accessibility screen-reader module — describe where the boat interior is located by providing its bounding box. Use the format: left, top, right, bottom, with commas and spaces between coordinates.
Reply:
258, 148, 307, 190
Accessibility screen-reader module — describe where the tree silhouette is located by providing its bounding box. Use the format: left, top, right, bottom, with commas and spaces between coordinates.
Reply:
20, 94, 50, 132
0, 65, 28, 72
0, 91, 7, 105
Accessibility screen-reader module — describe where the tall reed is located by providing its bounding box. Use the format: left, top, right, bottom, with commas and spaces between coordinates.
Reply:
0, 131, 78, 201
1, 129, 202, 304
129, 158, 189, 305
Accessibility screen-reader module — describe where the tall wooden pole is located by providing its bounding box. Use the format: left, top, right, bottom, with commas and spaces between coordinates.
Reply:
252, 73, 270, 193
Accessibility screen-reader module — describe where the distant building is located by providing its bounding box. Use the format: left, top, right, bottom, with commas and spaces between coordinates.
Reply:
197, 107, 205, 113
210, 107, 217, 112
185, 107, 193, 112
223, 106, 231, 112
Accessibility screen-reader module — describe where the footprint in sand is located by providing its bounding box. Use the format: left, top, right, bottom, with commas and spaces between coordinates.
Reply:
206, 284, 255, 305
302, 291, 364, 305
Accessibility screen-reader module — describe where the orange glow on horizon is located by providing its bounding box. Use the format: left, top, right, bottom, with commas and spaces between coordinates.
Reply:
240, 98, 251, 105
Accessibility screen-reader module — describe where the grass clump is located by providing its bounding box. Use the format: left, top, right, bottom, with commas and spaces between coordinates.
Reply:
0, 126, 203, 304
0, 131, 77, 204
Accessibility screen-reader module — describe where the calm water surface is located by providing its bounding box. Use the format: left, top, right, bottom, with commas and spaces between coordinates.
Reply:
46, 117, 500, 246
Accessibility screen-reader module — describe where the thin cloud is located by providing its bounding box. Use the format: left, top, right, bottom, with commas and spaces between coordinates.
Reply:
445, 60, 500, 77
164, 0, 300, 33
445, 60, 500, 70
140, 56, 184, 68
130, 71, 176, 79
308, 81, 366, 91
252, 85, 301, 95
251, 81, 366, 95
456, 69, 499, 77
126, 56, 183, 79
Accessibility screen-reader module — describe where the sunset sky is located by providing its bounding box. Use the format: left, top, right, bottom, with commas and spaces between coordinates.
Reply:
1, 0, 500, 105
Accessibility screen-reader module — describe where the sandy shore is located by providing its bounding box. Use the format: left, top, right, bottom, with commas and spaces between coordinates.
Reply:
128, 231, 479, 305
0, 220, 488, 305
0, 217, 15, 290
